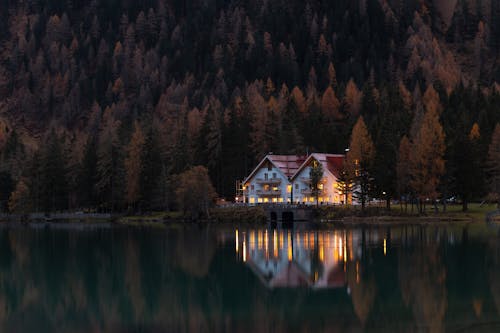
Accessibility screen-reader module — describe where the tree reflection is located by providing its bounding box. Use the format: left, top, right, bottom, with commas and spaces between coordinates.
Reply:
399, 242, 447, 333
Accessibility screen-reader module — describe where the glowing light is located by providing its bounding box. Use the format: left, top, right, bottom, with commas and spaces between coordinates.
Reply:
356, 261, 360, 284
383, 238, 387, 256
319, 244, 325, 262
243, 238, 247, 262
273, 230, 278, 258
235, 229, 239, 253
258, 230, 263, 249
250, 230, 255, 250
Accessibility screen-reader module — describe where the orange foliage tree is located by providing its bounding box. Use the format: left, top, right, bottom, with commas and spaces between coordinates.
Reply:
409, 107, 445, 212
346, 116, 375, 210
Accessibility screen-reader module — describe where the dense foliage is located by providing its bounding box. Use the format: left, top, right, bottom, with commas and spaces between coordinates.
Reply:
0, 0, 500, 212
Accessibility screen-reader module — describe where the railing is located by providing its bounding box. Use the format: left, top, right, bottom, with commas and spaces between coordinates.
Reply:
256, 177, 282, 185
300, 188, 326, 195
256, 189, 282, 196
300, 177, 326, 184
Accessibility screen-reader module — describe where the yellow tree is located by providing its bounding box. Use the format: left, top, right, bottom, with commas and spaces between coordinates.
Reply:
125, 122, 145, 207
487, 123, 500, 207
321, 86, 341, 120
409, 107, 445, 212
347, 116, 375, 210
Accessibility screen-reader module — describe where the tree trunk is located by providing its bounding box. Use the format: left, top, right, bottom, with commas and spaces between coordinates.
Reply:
462, 199, 468, 212
386, 197, 391, 210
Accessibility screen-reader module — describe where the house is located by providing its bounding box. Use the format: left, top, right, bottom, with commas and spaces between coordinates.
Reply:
242, 153, 346, 205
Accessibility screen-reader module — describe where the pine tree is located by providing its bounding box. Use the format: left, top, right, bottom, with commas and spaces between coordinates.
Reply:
397, 136, 412, 211
487, 123, 500, 207
40, 131, 69, 212
309, 160, 324, 206
78, 135, 98, 209
140, 127, 163, 210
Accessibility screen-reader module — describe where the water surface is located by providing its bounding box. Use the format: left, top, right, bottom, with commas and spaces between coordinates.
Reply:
0, 222, 499, 332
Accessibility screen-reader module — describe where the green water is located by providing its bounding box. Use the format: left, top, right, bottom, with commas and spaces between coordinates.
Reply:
0, 223, 498, 332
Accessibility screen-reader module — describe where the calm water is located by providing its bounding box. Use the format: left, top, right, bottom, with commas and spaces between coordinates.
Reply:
0, 223, 499, 332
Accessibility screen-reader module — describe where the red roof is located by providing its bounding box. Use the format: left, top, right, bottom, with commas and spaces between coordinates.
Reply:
245, 153, 345, 183
267, 154, 308, 178
291, 153, 346, 179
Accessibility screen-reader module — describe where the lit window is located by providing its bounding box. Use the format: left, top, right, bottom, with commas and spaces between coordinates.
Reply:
272, 186, 278, 191
264, 198, 269, 203
318, 184, 324, 190
287, 185, 292, 193
279, 198, 284, 203
272, 198, 278, 203
309, 197, 314, 202
257, 198, 263, 203
249, 197, 255, 204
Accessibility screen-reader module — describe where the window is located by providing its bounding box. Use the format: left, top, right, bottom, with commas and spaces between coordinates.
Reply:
257, 198, 263, 203
264, 173, 268, 180
251, 185, 254, 191
279, 198, 284, 203
272, 198, 278, 203
287, 185, 292, 193
273, 173, 276, 179
249, 197, 255, 204
264, 198, 269, 203
295, 184, 299, 190
318, 184, 324, 190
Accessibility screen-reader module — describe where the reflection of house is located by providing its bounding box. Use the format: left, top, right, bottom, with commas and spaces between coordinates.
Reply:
242, 153, 346, 205
237, 229, 350, 289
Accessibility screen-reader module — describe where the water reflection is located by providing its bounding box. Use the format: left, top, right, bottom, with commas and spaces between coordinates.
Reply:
0, 224, 497, 332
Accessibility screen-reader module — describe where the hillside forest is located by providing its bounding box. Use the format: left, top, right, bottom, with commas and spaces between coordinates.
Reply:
1, 0, 500, 213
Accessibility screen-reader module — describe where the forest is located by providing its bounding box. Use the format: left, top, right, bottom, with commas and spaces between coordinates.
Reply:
1, 0, 500, 213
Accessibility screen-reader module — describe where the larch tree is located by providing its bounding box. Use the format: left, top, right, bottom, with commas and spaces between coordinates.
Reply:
487, 123, 500, 207
409, 107, 445, 213
125, 122, 145, 208
344, 78, 362, 116
321, 86, 341, 120
176, 166, 217, 219
347, 116, 375, 210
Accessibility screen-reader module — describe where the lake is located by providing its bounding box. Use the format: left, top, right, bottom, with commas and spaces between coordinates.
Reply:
0, 222, 499, 332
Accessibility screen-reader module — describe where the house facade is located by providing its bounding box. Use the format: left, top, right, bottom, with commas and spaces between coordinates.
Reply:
243, 153, 347, 205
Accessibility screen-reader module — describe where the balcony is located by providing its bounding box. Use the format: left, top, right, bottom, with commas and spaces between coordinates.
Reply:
300, 177, 326, 184
256, 189, 282, 196
256, 177, 282, 185
300, 188, 327, 196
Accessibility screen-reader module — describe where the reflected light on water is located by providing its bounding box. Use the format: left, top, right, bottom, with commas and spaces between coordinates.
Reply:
384, 238, 387, 256
235, 229, 239, 253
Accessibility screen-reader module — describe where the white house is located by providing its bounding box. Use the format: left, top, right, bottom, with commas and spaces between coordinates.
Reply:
243, 153, 346, 205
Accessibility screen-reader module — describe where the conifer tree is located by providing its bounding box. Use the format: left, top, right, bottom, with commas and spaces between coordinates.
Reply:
309, 160, 324, 206
409, 107, 445, 213
487, 123, 500, 207
346, 116, 375, 210
125, 122, 145, 208
396, 136, 412, 211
